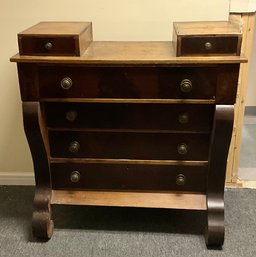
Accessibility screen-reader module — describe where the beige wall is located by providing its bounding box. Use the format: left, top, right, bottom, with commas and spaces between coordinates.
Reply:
0, 1, 229, 177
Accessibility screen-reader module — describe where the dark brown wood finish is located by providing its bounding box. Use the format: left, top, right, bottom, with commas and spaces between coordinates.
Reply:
17, 63, 240, 104
179, 36, 240, 56
17, 63, 39, 101
50, 163, 207, 191
22, 102, 50, 186
44, 102, 214, 132
12, 21, 245, 245
22, 102, 53, 239
205, 105, 234, 247
19, 36, 78, 56
173, 21, 242, 57
48, 131, 210, 160
18, 22, 92, 56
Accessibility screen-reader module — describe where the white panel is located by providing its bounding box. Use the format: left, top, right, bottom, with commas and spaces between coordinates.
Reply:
246, 15, 256, 106
230, 0, 256, 13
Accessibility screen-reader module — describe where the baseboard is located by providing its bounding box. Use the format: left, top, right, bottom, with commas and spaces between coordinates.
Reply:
0, 172, 35, 185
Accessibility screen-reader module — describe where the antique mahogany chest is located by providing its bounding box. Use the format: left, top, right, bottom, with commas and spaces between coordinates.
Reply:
11, 21, 246, 247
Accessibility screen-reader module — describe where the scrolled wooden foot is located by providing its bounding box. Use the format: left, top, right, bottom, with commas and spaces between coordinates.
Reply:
32, 188, 54, 240
205, 195, 224, 248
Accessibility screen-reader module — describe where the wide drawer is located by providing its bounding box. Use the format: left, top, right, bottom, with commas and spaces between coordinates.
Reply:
49, 131, 210, 160
44, 102, 214, 132
50, 163, 207, 192
38, 66, 217, 99
17, 64, 240, 103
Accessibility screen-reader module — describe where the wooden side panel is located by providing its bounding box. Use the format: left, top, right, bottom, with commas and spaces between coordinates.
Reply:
215, 64, 240, 104
79, 24, 93, 55
17, 63, 39, 101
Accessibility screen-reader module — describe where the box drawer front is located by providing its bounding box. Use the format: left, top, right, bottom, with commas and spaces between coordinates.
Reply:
18, 36, 77, 56
50, 163, 207, 192
49, 131, 210, 160
38, 66, 217, 100
44, 102, 214, 132
179, 36, 240, 56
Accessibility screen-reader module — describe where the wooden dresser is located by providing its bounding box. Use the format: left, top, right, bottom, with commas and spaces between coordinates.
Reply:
11, 21, 246, 247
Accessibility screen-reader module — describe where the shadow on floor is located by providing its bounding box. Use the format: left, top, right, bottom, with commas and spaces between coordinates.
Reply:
0, 185, 206, 243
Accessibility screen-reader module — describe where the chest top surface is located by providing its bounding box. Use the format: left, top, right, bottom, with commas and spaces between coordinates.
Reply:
11, 21, 246, 65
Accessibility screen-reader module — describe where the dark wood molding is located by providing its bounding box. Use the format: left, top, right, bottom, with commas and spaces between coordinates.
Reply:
22, 102, 53, 238
205, 105, 234, 247
32, 187, 53, 239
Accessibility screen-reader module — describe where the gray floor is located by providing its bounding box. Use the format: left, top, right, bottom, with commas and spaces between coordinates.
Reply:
0, 186, 256, 257
238, 115, 256, 180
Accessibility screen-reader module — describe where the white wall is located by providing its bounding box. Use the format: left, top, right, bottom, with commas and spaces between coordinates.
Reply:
0, 1, 229, 179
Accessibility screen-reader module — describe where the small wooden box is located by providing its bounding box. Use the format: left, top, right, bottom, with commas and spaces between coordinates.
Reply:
173, 21, 242, 56
18, 22, 92, 56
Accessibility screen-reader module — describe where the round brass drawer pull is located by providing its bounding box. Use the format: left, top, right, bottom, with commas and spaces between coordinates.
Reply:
176, 174, 186, 186
177, 143, 188, 155
70, 171, 80, 183
66, 110, 78, 122
178, 112, 189, 124
205, 42, 212, 50
60, 77, 73, 90
180, 79, 192, 93
45, 42, 53, 50
69, 141, 80, 153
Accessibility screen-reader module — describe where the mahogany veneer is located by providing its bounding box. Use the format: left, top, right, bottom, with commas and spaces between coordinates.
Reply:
11, 21, 245, 248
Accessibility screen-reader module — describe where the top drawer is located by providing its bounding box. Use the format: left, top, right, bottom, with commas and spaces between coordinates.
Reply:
18, 22, 92, 56
174, 21, 242, 56
17, 63, 240, 104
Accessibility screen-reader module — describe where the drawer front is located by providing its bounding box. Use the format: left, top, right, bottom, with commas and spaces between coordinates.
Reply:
44, 103, 214, 132
18, 36, 77, 56
50, 163, 207, 192
38, 66, 217, 99
179, 36, 240, 56
49, 131, 210, 160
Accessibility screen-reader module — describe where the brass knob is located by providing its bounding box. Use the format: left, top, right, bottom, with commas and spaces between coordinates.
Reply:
66, 110, 78, 122
176, 174, 186, 186
205, 42, 212, 50
180, 79, 192, 93
178, 113, 189, 124
45, 42, 53, 50
70, 171, 80, 183
60, 77, 73, 90
177, 143, 188, 155
69, 141, 80, 153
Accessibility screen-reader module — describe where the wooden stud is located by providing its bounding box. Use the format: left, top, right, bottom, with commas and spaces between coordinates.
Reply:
226, 13, 256, 183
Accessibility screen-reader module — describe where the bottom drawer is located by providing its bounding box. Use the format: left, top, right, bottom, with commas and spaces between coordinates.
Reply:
50, 163, 207, 192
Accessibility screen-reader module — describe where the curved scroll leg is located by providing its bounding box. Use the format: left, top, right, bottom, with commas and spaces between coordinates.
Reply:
205, 105, 234, 248
22, 102, 53, 239
32, 187, 54, 239
205, 195, 224, 247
